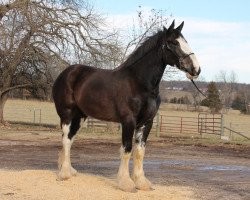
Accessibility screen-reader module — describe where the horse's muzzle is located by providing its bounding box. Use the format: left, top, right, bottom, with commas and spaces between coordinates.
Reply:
185, 67, 201, 79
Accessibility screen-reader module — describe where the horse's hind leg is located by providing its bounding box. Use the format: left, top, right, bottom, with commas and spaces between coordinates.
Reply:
58, 114, 85, 180
132, 119, 153, 190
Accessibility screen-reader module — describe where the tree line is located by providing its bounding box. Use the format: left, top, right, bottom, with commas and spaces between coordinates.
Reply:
161, 80, 250, 114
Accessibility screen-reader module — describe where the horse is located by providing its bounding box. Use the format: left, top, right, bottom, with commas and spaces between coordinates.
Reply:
52, 20, 201, 192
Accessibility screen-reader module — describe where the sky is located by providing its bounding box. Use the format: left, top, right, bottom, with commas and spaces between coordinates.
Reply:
93, 0, 250, 84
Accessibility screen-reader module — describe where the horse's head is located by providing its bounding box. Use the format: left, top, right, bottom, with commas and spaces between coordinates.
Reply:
162, 20, 201, 79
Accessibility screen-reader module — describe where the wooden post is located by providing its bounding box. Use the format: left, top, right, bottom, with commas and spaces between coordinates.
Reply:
180, 117, 183, 134
156, 113, 160, 137
220, 114, 224, 137
198, 114, 200, 134
213, 114, 215, 134
33, 108, 36, 123
201, 119, 204, 138
39, 109, 41, 124
230, 123, 233, 140
160, 115, 163, 132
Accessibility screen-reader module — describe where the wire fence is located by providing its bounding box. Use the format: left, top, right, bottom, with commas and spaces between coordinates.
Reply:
224, 123, 250, 140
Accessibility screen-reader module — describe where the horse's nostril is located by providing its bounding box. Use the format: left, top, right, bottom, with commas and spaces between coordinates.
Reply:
193, 67, 201, 76
190, 67, 201, 76
195, 68, 201, 76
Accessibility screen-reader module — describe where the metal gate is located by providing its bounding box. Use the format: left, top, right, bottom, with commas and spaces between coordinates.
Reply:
157, 115, 199, 134
154, 113, 223, 136
198, 113, 223, 135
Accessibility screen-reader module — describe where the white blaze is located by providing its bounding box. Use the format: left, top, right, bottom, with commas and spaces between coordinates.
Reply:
176, 37, 193, 54
176, 37, 200, 72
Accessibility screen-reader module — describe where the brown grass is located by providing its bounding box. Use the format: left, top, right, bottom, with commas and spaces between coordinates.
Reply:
4, 99, 250, 138
4, 99, 59, 125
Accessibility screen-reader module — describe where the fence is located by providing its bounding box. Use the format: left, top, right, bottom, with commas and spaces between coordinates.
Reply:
198, 113, 223, 136
223, 123, 250, 140
86, 118, 120, 133
153, 113, 223, 137
4, 100, 59, 126
224, 126, 250, 140
87, 118, 108, 131
3, 99, 250, 140
155, 115, 200, 134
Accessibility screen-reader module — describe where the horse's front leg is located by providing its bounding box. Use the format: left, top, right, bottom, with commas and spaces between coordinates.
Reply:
132, 119, 153, 190
117, 115, 136, 192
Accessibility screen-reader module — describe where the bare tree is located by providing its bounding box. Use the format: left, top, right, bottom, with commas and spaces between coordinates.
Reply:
241, 84, 250, 114
216, 70, 238, 112
119, 7, 178, 79
0, 0, 120, 123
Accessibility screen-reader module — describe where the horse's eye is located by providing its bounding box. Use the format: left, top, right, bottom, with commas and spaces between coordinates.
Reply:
167, 41, 178, 46
170, 41, 178, 45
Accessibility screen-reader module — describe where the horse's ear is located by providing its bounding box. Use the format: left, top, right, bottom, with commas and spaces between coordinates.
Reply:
168, 20, 175, 31
176, 21, 184, 33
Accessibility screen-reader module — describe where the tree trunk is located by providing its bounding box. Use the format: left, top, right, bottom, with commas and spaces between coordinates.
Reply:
0, 94, 8, 124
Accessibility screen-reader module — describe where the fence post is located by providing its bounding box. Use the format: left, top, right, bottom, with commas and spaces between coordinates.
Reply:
33, 108, 36, 123
201, 119, 204, 138
39, 109, 41, 124
198, 114, 200, 134
156, 113, 160, 137
230, 122, 233, 140
220, 114, 224, 137
213, 114, 215, 134
180, 117, 183, 134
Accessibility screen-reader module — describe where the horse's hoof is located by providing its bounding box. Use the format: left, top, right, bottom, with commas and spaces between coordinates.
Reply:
117, 177, 137, 193
57, 170, 72, 181
134, 176, 152, 191
71, 167, 77, 176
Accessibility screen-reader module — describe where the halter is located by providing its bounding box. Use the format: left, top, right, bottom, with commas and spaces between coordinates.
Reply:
162, 42, 206, 98
162, 42, 195, 75
163, 42, 194, 63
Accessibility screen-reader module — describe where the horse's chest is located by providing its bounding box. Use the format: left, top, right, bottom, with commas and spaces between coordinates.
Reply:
131, 97, 158, 123
129, 96, 157, 114
143, 98, 158, 118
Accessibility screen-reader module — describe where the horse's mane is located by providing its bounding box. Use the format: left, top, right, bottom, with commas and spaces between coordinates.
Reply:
117, 30, 164, 69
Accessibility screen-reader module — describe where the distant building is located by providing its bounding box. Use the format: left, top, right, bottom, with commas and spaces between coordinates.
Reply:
172, 87, 183, 91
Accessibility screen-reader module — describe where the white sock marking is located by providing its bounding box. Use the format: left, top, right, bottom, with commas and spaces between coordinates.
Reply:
61, 123, 72, 170
118, 146, 131, 178
133, 144, 145, 178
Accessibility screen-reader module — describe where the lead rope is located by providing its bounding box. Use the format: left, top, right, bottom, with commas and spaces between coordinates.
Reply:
191, 79, 207, 98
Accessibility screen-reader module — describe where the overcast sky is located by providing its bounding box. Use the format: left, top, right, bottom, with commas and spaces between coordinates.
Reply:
93, 0, 250, 84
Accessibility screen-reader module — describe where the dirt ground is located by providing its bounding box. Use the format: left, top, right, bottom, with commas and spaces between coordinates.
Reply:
0, 130, 250, 200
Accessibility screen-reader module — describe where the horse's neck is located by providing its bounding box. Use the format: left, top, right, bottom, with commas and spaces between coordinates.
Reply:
129, 50, 165, 92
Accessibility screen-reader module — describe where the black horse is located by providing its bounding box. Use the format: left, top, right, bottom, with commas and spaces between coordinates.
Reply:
52, 20, 200, 192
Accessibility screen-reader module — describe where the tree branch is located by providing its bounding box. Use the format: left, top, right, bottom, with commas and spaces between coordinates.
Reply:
1, 83, 32, 97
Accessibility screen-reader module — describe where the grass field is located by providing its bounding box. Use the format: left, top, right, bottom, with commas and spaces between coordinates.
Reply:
4, 99, 60, 125
3, 99, 250, 139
